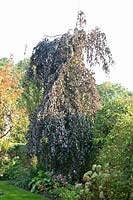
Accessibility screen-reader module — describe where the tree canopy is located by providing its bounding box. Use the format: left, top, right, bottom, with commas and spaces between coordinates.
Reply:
27, 11, 114, 179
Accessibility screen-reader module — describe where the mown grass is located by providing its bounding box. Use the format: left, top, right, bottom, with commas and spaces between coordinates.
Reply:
0, 181, 48, 200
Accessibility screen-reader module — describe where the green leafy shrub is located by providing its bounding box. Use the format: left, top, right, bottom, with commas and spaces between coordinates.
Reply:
94, 97, 133, 148
76, 164, 108, 200
28, 170, 69, 194
98, 112, 133, 199
0, 139, 12, 179
53, 186, 78, 200
0, 154, 10, 179
28, 171, 54, 193
77, 97, 133, 200
0, 139, 10, 153
95, 82, 133, 144
5, 163, 31, 189
95, 97, 132, 134
0, 144, 32, 189
1, 155, 31, 189
91, 97, 133, 170
77, 163, 132, 200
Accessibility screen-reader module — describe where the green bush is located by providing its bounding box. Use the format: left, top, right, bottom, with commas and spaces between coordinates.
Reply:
95, 83, 132, 145
77, 162, 132, 200
95, 97, 132, 133
6, 164, 31, 189
28, 171, 54, 193
0, 139, 12, 179
98, 112, 133, 199
78, 96, 133, 200
0, 144, 32, 189
53, 186, 78, 200
1, 155, 31, 189
91, 97, 133, 171
28, 170, 70, 194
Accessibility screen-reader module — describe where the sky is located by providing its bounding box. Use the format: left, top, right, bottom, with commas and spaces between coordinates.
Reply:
0, 0, 133, 91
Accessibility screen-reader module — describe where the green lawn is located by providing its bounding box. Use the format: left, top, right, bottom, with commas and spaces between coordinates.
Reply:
0, 181, 48, 200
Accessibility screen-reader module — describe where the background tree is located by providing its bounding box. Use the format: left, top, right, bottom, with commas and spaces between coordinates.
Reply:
94, 83, 133, 142
97, 81, 133, 105
77, 84, 133, 200
15, 57, 43, 115
0, 59, 28, 142
97, 98, 133, 200
0, 58, 8, 68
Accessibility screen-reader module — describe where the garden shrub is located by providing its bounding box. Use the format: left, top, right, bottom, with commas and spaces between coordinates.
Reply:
53, 186, 78, 200
91, 97, 133, 169
77, 164, 112, 200
98, 111, 133, 199
77, 161, 132, 200
28, 170, 70, 193
94, 97, 133, 146
0, 144, 32, 189
28, 169, 79, 199
77, 97, 133, 200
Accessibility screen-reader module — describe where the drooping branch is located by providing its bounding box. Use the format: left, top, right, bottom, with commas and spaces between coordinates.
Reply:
0, 127, 12, 139
86, 27, 114, 73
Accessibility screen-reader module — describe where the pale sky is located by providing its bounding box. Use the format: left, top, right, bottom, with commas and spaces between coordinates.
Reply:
0, 0, 133, 91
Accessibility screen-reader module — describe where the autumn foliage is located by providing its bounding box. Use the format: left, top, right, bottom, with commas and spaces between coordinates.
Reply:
0, 58, 28, 141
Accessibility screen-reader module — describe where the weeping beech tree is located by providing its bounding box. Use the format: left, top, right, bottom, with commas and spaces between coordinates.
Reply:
27, 11, 114, 179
